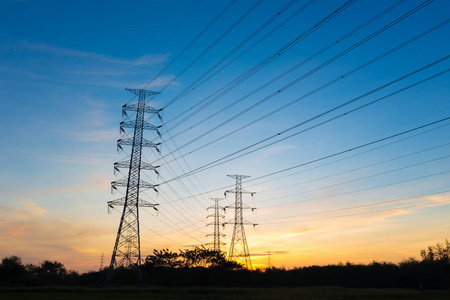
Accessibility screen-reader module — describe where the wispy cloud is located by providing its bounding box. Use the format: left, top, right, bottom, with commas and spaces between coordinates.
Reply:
425, 193, 450, 204
3, 147, 117, 169
65, 70, 130, 76
254, 144, 298, 162
29, 152, 111, 166
290, 225, 322, 235
62, 129, 118, 142
131, 53, 171, 66
1, 201, 47, 220
0, 201, 111, 272
250, 251, 289, 257
81, 97, 111, 128
1, 175, 110, 196
9, 40, 170, 67
50, 96, 119, 142
60, 75, 176, 89
1, 72, 175, 89
1, 41, 178, 89
15, 201, 47, 217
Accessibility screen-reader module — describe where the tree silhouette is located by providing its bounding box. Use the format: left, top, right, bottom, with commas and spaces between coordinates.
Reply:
144, 249, 181, 269
0, 256, 26, 284
1, 241, 450, 288
420, 240, 450, 262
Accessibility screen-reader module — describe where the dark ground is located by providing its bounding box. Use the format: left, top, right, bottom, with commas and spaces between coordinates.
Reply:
1, 287, 450, 300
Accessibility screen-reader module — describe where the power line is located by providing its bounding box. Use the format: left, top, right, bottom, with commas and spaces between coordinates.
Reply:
162, 114, 450, 186
113, 156, 208, 232
159, 121, 450, 205
137, 128, 212, 223
172, 0, 318, 114
158, 0, 264, 94
159, 60, 450, 182
160, 129, 215, 205
239, 117, 450, 184
256, 141, 450, 194
213, 68, 450, 176
141, 163, 209, 224
162, 0, 406, 141
262, 199, 450, 225
142, 0, 238, 90
140, 207, 205, 244
261, 190, 450, 222
139, 181, 208, 233
274, 170, 450, 209
108, 152, 215, 250
162, 0, 357, 126
259, 154, 450, 208
109, 206, 185, 247
160, 0, 317, 125
161, 0, 301, 109
155, 20, 449, 167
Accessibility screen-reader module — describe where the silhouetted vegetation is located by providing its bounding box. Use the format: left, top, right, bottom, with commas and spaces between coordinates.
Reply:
0, 256, 77, 286
143, 247, 242, 270
2, 242, 450, 289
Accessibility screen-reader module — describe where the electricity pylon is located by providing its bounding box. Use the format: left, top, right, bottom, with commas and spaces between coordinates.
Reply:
206, 198, 226, 252
106, 88, 162, 283
100, 253, 104, 271
223, 175, 257, 269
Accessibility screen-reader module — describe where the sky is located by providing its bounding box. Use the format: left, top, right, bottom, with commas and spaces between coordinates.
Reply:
1, 0, 450, 272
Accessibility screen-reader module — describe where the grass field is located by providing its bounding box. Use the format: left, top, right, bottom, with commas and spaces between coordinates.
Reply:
1, 287, 450, 300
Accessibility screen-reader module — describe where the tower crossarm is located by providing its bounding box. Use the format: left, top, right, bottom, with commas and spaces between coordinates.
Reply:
107, 197, 158, 213
120, 121, 162, 136
222, 219, 257, 226
125, 88, 159, 97
111, 179, 158, 193
122, 103, 162, 119
207, 220, 226, 227
117, 138, 161, 153
204, 242, 226, 246
207, 205, 222, 210
114, 161, 159, 175
110, 179, 128, 190
206, 213, 225, 218
206, 232, 226, 237
222, 220, 233, 227
224, 189, 255, 197
139, 180, 159, 191
224, 204, 256, 211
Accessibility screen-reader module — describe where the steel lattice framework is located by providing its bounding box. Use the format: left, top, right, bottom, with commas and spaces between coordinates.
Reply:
224, 175, 257, 269
106, 88, 161, 282
206, 198, 225, 252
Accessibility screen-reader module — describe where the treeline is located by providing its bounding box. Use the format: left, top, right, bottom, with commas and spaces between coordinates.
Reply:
2, 241, 450, 289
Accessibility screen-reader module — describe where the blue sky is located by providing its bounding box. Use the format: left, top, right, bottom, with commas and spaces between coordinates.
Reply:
1, 0, 450, 271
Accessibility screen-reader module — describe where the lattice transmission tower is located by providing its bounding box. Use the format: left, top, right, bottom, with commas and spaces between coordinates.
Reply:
206, 198, 225, 252
106, 88, 162, 282
223, 175, 257, 269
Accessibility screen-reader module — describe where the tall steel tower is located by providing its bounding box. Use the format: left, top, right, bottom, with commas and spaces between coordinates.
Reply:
206, 198, 225, 252
106, 88, 162, 282
224, 175, 256, 269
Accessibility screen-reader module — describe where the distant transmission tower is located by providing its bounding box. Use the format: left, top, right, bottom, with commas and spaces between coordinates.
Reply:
100, 253, 104, 271
106, 88, 162, 282
224, 175, 257, 269
206, 198, 226, 252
